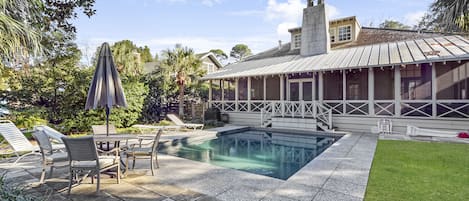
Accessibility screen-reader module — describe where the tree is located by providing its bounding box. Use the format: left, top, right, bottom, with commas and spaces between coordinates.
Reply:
230, 44, 252, 61
209, 49, 228, 62
379, 20, 411, 30
0, 0, 95, 67
111, 40, 144, 77
0, 0, 43, 62
161, 46, 203, 117
421, 0, 469, 32
138, 46, 154, 63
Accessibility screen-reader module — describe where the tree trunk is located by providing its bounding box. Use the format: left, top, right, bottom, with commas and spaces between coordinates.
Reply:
178, 83, 185, 117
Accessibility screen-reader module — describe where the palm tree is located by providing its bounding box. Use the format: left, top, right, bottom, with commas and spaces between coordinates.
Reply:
0, 0, 42, 64
161, 46, 202, 117
431, 0, 469, 31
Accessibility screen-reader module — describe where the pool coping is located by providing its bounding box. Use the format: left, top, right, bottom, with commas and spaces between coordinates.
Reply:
155, 127, 378, 201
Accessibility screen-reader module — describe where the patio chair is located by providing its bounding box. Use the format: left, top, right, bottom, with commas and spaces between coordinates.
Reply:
166, 114, 204, 130
61, 136, 121, 194
0, 120, 65, 164
92, 124, 117, 135
34, 125, 66, 143
33, 131, 68, 183
125, 129, 163, 176
92, 124, 118, 150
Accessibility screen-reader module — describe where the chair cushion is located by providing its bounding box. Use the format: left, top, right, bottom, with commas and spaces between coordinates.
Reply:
127, 147, 152, 156
45, 152, 68, 164
71, 156, 118, 169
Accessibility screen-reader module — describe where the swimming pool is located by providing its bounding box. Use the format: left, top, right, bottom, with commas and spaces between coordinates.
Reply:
160, 129, 340, 180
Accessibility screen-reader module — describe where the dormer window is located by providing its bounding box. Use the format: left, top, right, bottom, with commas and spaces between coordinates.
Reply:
293, 34, 301, 49
338, 25, 352, 41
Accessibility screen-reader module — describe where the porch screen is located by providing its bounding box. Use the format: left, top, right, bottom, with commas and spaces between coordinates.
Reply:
223, 79, 235, 100
401, 64, 431, 100
374, 67, 394, 100
238, 78, 248, 100
251, 77, 264, 100
346, 70, 368, 100
436, 61, 469, 100
211, 80, 221, 101
266, 76, 280, 100
323, 71, 343, 100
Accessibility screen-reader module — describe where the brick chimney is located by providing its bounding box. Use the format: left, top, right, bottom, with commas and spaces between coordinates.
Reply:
300, 0, 330, 56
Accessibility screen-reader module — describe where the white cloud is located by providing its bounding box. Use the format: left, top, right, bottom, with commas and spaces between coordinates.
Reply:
404, 11, 425, 26
326, 4, 340, 19
201, 0, 221, 7
265, 0, 304, 22
277, 22, 298, 36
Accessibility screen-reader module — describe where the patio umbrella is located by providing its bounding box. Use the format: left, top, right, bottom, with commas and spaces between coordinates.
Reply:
85, 42, 127, 136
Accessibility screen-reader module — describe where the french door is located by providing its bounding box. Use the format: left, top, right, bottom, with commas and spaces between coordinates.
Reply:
288, 79, 314, 101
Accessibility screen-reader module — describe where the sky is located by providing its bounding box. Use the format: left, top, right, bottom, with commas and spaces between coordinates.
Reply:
74, 0, 434, 65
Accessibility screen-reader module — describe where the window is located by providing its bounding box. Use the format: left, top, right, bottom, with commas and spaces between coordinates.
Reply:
211, 80, 222, 101
251, 77, 264, 100
374, 67, 394, 100
338, 25, 352, 42
346, 70, 368, 100
293, 34, 301, 49
238, 78, 248, 100
266, 76, 280, 100
329, 28, 336, 43
323, 71, 343, 100
436, 61, 469, 100
223, 79, 235, 100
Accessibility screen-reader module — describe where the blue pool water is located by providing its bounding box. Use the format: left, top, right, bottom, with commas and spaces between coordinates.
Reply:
160, 129, 339, 180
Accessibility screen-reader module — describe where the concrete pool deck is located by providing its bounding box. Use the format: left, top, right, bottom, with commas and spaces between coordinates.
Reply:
0, 127, 378, 201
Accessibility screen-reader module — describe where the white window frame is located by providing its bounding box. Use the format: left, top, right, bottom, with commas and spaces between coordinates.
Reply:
293, 33, 301, 49
338, 25, 352, 42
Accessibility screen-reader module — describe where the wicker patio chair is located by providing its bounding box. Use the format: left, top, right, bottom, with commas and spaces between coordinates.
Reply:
125, 129, 163, 176
32, 131, 68, 183
61, 136, 121, 194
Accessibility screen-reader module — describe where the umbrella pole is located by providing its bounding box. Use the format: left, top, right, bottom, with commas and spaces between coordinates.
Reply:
106, 106, 110, 150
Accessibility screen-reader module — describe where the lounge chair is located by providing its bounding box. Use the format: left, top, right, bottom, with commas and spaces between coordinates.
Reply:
166, 114, 204, 130
34, 125, 66, 143
33, 131, 68, 183
0, 120, 64, 164
406, 125, 458, 137
62, 136, 121, 194
125, 129, 163, 176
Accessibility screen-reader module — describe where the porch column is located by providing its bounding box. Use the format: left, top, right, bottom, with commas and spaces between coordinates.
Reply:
221, 80, 224, 111
394, 66, 401, 116
318, 72, 324, 102
208, 80, 212, 104
235, 78, 239, 111
263, 76, 267, 101
280, 75, 284, 101
342, 71, 346, 114
368, 68, 375, 115
248, 77, 251, 112
312, 72, 317, 101
431, 63, 437, 117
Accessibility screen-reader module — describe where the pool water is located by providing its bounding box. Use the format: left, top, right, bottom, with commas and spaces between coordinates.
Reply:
160, 130, 338, 180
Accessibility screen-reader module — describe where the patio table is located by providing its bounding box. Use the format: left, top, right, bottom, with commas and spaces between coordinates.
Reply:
93, 134, 155, 176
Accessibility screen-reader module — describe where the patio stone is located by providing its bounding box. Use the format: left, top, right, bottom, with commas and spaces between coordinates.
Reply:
268, 182, 321, 201
313, 189, 362, 201
322, 178, 367, 198
169, 189, 205, 201
215, 185, 272, 201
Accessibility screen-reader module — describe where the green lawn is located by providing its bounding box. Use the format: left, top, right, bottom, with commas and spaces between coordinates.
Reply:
365, 140, 469, 201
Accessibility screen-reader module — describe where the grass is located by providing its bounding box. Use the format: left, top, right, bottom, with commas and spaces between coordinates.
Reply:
365, 140, 469, 201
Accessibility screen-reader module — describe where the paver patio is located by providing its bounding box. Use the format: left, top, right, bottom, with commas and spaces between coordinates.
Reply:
0, 128, 378, 201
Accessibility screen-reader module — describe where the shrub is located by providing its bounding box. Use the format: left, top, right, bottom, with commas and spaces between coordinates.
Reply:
9, 108, 47, 130
0, 175, 46, 201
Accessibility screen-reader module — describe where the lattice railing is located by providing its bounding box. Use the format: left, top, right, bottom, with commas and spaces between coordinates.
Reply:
436, 100, 469, 118
401, 101, 432, 117
222, 101, 236, 112
374, 101, 395, 116
345, 101, 369, 115
323, 101, 344, 115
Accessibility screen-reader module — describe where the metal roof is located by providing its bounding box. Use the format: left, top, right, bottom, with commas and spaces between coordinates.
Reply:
202, 35, 469, 80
